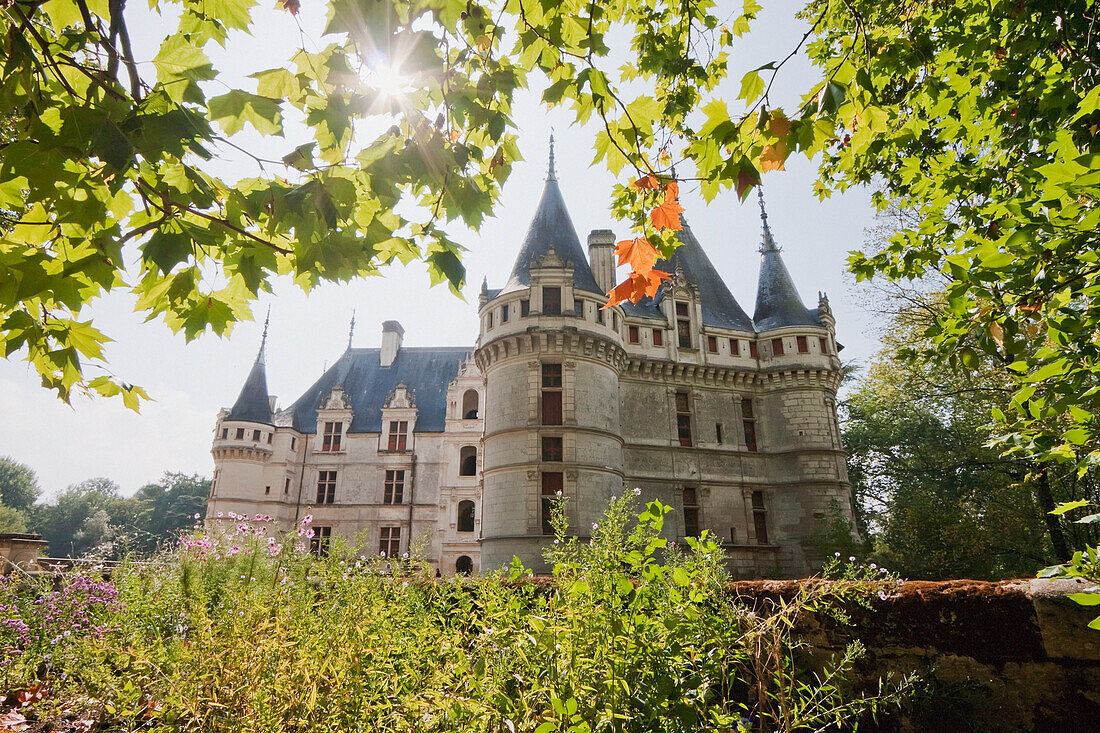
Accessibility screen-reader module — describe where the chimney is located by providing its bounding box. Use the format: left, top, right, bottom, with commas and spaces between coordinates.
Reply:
587, 229, 616, 293
381, 320, 404, 367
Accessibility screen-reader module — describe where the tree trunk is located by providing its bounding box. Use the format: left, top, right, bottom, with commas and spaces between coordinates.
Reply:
1034, 468, 1071, 563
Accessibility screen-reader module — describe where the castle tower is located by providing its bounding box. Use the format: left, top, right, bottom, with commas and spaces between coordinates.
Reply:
475, 139, 626, 572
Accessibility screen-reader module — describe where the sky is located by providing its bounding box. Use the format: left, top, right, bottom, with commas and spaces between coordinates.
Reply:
0, 0, 885, 499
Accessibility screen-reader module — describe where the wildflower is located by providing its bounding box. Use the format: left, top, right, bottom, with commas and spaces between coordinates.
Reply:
633, 487, 641, 496
556, 490, 562, 496
301, 514, 313, 526
878, 590, 888, 601
255, 513, 263, 521
553, 539, 560, 544
193, 513, 201, 519
834, 551, 841, 557
591, 523, 599, 531
217, 512, 224, 518
848, 556, 856, 562
869, 563, 877, 570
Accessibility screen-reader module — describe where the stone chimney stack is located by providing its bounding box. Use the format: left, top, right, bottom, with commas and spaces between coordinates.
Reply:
587, 229, 616, 294
381, 320, 404, 367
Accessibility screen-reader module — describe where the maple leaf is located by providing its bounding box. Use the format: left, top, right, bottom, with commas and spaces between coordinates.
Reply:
767, 112, 791, 137
650, 192, 685, 230
281, 0, 300, 15
736, 165, 760, 199
759, 141, 787, 172
604, 269, 673, 307
632, 173, 659, 189
663, 180, 679, 202
615, 237, 660, 273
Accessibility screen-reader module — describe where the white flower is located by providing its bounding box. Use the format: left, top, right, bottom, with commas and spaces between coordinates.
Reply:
834, 551, 841, 557
591, 523, 599, 531
553, 539, 560, 545
869, 563, 877, 570
848, 556, 856, 562
555, 490, 562, 496
193, 513, 201, 519
878, 590, 888, 600
632, 488, 641, 496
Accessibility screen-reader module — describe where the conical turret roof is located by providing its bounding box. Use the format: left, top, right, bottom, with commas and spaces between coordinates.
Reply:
752, 191, 819, 331
227, 315, 274, 425
501, 138, 604, 296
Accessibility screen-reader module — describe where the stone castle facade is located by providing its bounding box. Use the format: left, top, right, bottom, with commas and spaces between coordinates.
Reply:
206, 150, 853, 578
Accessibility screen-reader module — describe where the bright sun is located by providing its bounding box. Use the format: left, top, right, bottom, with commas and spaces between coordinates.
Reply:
361, 56, 409, 99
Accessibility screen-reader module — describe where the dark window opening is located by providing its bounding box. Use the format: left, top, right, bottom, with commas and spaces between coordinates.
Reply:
291, 437, 297, 450
752, 491, 769, 544
520, 299, 530, 317
543, 287, 561, 315
596, 308, 604, 324
742, 398, 758, 452
707, 335, 718, 353
797, 335, 809, 353
542, 391, 563, 425
771, 338, 785, 356
265, 485, 270, 495
628, 325, 640, 344
321, 421, 342, 452
749, 341, 759, 358
487, 311, 493, 329
220, 428, 228, 439
379, 526, 401, 557
574, 299, 584, 317
542, 436, 563, 461
284, 477, 291, 495
501, 304, 509, 323
819, 336, 829, 354
235, 428, 245, 440
267, 433, 273, 444
542, 363, 562, 387
675, 391, 692, 447
459, 446, 478, 476
387, 420, 408, 451
384, 470, 405, 504
653, 329, 663, 346
729, 338, 740, 356
462, 389, 479, 420
716, 422, 724, 444
541, 472, 563, 535
316, 470, 336, 504
457, 501, 475, 532
253, 429, 261, 441
683, 487, 700, 537
455, 555, 473, 575
311, 526, 332, 556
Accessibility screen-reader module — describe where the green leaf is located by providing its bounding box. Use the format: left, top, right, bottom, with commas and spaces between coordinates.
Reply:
738, 70, 764, 101
208, 91, 283, 136
1050, 499, 1089, 515
1068, 593, 1100, 606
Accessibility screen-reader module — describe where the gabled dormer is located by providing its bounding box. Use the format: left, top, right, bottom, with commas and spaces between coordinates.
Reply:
315, 385, 352, 454
379, 383, 417, 453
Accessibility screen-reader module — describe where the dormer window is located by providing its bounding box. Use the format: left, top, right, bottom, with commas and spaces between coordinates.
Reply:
675, 302, 691, 348
387, 420, 408, 451
543, 287, 561, 315
321, 421, 343, 452
729, 338, 740, 356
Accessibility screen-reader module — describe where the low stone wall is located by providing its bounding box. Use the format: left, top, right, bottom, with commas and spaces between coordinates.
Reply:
729, 578, 1100, 732
0, 533, 47, 575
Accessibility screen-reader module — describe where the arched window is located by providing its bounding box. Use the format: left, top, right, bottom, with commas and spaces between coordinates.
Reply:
462, 389, 479, 419
457, 500, 475, 532
459, 446, 477, 476
455, 555, 473, 575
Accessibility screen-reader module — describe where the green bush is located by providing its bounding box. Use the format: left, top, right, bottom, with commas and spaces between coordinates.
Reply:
1, 494, 908, 731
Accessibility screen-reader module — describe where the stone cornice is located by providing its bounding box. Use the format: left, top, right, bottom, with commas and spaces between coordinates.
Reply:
475, 328, 627, 372
619, 356, 842, 391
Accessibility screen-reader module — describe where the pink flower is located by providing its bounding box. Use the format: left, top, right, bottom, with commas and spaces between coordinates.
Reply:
301, 514, 313, 526
255, 514, 263, 521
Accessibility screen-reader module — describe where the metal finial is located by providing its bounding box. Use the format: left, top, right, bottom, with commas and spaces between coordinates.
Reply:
547, 132, 556, 181
257, 306, 271, 365
758, 187, 778, 253
347, 310, 356, 350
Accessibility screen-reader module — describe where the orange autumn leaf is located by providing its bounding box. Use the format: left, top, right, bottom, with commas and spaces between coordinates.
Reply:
650, 194, 685, 231
604, 269, 673, 307
759, 141, 787, 172
449, 129, 461, 142
767, 112, 791, 137
663, 180, 679, 202
632, 173, 660, 190
615, 237, 660, 273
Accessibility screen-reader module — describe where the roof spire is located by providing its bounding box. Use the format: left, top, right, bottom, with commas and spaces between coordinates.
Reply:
256, 306, 270, 365
347, 310, 356, 350
547, 131, 556, 181
758, 187, 778, 253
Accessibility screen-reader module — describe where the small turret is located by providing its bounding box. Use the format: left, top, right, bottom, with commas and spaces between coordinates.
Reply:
753, 189, 818, 331
227, 310, 274, 425
587, 229, 616, 294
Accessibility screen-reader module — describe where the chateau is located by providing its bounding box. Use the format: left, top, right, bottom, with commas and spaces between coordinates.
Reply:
206, 148, 853, 578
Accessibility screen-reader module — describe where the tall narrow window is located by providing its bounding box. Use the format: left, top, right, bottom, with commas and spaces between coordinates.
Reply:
752, 491, 769, 544
291, 437, 297, 450
284, 477, 291, 495
596, 308, 604, 324
520, 299, 530, 317
543, 286, 561, 315
459, 446, 478, 476
541, 435, 563, 461
749, 341, 759, 358
683, 487, 700, 537
819, 336, 829, 354
462, 389, 479, 419
675, 302, 691, 348
379, 527, 401, 557
613, 312, 619, 331
742, 398, 758, 452
797, 335, 809, 353
541, 472, 563, 535
311, 526, 332, 556
771, 338, 785, 356
675, 391, 692, 447
574, 299, 584, 317
387, 420, 408, 451
715, 422, 724, 445
707, 335, 718, 353
729, 338, 740, 356
628, 325, 640, 344
316, 470, 336, 504
384, 470, 405, 504
501, 304, 509, 323
265, 485, 271, 495
220, 428, 228, 439
253, 429, 261, 441
541, 363, 563, 426
321, 421, 342, 452
487, 311, 493, 329
457, 500, 475, 532
653, 329, 664, 346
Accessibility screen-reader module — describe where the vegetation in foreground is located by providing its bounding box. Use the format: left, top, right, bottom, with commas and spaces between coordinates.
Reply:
0, 495, 908, 732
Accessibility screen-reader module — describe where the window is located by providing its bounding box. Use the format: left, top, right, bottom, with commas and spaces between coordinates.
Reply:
457, 500, 475, 532
819, 336, 829, 354
752, 491, 768, 544
387, 420, 408, 451
462, 389, 479, 419
211, 469, 218, 497
501, 304, 509, 323
797, 335, 809, 353
574, 299, 584, 317
729, 338, 740, 356
455, 555, 473, 575
543, 286, 561, 315
253, 429, 261, 441
707, 335, 718, 353
742, 398, 757, 452
459, 446, 478, 476
291, 437, 297, 450
675, 302, 691, 348
384, 470, 405, 504
675, 391, 692, 447
749, 341, 759, 358
613, 312, 619, 331
771, 338, 785, 356
541, 472, 563, 535
487, 311, 493, 329
520, 299, 530, 317
235, 428, 245, 439
284, 477, 291, 495
379, 526, 401, 557
267, 433, 273, 444
311, 526, 332, 556
316, 470, 336, 504
321, 421, 342, 452
715, 422, 724, 444
683, 487, 700, 537
265, 485, 270, 495
220, 428, 228, 439
596, 308, 604, 324
541, 363, 563, 426
653, 329, 663, 346
542, 435, 563, 462
628, 325, 640, 344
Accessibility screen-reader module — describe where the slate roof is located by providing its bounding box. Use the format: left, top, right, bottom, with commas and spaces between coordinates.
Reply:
227, 353, 274, 425
500, 153, 604, 296
284, 347, 469, 434
620, 218, 756, 332
752, 194, 819, 331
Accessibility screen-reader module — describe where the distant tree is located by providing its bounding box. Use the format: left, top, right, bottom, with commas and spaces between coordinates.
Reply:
0, 456, 41, 512
129, 473, 210, 554
0, 505, 30, 534
32, 478, 131, 558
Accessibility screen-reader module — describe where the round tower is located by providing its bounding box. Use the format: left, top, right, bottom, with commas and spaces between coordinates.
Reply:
474, 141, 626, 572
